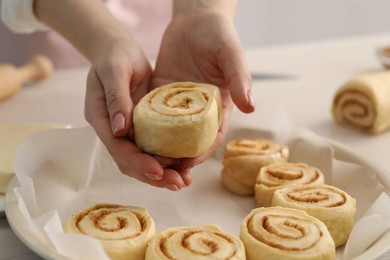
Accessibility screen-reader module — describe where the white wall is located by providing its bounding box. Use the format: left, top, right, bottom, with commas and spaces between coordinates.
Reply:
235, 0, 390, 48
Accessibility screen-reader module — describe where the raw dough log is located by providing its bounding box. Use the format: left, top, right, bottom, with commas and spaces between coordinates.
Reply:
332, 71, 390, 133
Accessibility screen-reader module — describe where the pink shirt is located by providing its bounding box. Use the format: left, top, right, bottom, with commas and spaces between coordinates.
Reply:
0, 0, 172, 68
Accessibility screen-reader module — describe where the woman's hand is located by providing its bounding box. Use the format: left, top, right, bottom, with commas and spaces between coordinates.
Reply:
85, 36, 191, 191
34, 0, 190, 190
151, 7, 255, 173
34, 0, 253, 190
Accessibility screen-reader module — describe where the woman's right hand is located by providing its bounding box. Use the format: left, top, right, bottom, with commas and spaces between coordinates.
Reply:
85, 36, 191, 191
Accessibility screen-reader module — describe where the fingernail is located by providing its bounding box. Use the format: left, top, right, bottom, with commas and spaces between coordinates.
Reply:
113, 113, 125, 134
144, 173, 163, 180
182, 174, 192, 187
247, 89, 255, 108
164, 184, 180, 191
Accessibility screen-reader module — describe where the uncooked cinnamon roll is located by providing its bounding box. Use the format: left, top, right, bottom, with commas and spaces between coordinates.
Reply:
133, 81, 222, 158
254, 163, 324, 207
145, 224, 245, 260
240, 207, 335, 260
63, 203, 156, 260
332, 71, 390, 133
271, 184, 356, 247
221, 138, 289, 196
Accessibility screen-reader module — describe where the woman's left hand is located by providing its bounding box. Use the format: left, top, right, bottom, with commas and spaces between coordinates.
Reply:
151, 8, 255, 175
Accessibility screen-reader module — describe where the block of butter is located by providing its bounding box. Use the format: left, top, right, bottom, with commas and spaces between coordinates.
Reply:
0, 123, 63, 193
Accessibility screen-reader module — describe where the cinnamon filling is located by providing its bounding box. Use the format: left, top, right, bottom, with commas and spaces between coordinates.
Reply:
236, 140, 271, 150
160, 231, 175, 259
75, 204, 148, 240
248, 214, 322, 251
229, 139, 285, 156
267, 168, 304, 181
262, 165, 321, 186
287, 187, 347, 207
159, 230, 238, 260
334, 89, 376, 129
149, 89, 208, 116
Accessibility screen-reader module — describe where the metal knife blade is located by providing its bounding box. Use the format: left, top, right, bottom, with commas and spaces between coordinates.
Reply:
251, 72, 298, 81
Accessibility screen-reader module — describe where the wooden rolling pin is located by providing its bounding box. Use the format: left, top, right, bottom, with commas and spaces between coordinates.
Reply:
0, 55, 53, 101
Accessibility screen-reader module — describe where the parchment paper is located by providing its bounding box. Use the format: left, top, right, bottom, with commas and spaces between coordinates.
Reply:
11, 101, 390, 259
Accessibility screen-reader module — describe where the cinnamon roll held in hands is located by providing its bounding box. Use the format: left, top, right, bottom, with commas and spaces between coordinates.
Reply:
145, 224, 246, 260
63, 203, 156, 260
332, 71, 390, 133
240, 207, 335, 260
271, 184, 356, 247
221, 138, 289, 196
255, 163, 324, 207
133, 82, 222, 158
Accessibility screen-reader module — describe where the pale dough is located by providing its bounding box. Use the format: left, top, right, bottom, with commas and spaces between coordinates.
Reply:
133, 82, 222, 158
64, 203, 156, 260
221, 138, 289, 196
271, 184, 356, 247
145, 224, 245, 260
255, 162, 324, 207
332, 71, 390, 133
240, 207, 335, 260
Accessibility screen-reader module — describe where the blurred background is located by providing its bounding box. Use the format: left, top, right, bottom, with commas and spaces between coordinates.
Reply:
235, 0, 390, 49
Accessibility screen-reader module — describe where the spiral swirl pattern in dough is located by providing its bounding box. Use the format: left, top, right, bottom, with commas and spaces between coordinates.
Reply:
240, 207, 335, 260
63, 203, 156, 260
332, 71, 390, 133
133, 82, 222, 158
255, 163, 324, 207
145, 225, 245, 260
272, 184, 356, 247
221, 139, 289, 196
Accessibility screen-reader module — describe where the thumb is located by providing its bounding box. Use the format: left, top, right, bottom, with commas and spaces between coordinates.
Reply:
219, 37, 255, 114
98, 65, 133, 137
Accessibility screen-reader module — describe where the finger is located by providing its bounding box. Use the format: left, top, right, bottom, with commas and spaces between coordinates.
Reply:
178, 168, 192, 187
154, 155, 182, 168
151, 157, 192, 186
85, 69, 164, 178
219, 36, 255, 114
122, 166, 187, 191
95, 61, 133, 137
85, 68, 109, 127
113, 140, 164, 176
161, 168, 186, 191
179, 97, 233, 169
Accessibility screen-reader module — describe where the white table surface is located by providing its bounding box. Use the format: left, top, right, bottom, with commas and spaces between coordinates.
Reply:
1, 32, 390, 259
